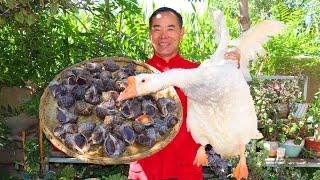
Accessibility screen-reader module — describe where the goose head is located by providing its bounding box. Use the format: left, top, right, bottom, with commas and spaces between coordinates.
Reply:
117, 73, 162, 101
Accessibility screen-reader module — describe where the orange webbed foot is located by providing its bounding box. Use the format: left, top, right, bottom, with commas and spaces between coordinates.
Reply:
193, 146, 208, 167
232, 156, 248, 180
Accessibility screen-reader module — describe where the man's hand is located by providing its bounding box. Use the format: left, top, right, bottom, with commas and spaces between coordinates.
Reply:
224, 48, 241, 69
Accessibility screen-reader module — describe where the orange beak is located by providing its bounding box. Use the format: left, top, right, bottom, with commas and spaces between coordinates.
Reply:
117, 76, 137, 101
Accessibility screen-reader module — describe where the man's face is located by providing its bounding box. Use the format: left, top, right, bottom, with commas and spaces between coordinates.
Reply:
149, 12, 184, 61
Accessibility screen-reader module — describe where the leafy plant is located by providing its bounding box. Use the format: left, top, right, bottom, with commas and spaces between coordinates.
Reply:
249, 77, 304, 142
301, 148, 318, 159
0, 115, 10, 149
306, 89, 320, 139
60, 165, 76, 180
24, 137, 50, 176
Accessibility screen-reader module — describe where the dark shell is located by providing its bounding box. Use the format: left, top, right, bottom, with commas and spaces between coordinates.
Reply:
145, 127, 158, 141
103, 60, 120, 72
71, 67, 91, 77
85, 62, 103, 73
53, 126, 66, 139
74, 101, 94, 116
78, 121, 96, 138
84, 85, 101, 105
157, 97, 176, 117
136, 134, 154, 148
49, 81, 67, 98
154, 118, 168, 136
117, 123, 136, 145
130, 98, 142, 118
165, 115, 179, 128
92, 79, 105, 93
56, 107, 78, 124
123, 63, 136, 76
102, 78, 117, 91
57, 93, 75, 108
65, 133, 90, 154
132, 121, 146, 134
89, 125, 107, 145
120, 100, 133, 118
115, 80, 128, 92
71, 85, 86, 100
142, 99, 157, 117
99, 71, 112, 81
112, 114, 125, 125
102, 91, 119, 102
99, 71, 113, 82
96, 101, 117, 119
114, 69, 129, 80
63, 76, 77, 86
63, 123, 78, 134
61, 69, 75, 79
103, 133, 126, 158
76, 76, 91, 87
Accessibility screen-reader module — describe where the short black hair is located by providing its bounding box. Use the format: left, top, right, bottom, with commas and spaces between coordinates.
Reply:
149, 7, 183, 29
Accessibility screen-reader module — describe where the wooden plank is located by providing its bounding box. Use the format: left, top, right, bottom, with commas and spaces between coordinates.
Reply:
265, 158, 320, 167
47, 157, 89, 164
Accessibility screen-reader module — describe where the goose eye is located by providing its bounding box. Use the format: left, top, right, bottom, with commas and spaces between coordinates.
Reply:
141, 79, 145, 83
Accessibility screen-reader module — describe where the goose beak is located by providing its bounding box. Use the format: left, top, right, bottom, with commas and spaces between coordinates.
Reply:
117, 76, 137, 101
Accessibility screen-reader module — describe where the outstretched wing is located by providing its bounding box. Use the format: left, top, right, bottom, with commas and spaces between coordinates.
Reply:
234, 20, 287, 81
201, 10, 230, 67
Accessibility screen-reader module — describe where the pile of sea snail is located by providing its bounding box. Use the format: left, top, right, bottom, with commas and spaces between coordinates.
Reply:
50, 59, 179, 158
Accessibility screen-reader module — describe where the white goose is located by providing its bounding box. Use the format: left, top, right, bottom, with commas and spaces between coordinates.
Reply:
117, 10, 286, 179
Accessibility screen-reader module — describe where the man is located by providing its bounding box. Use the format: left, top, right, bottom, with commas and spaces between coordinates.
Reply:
128, 7, 240, 180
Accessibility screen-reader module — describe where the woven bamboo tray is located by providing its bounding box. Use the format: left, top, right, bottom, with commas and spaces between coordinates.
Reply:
39, 57, 183, 165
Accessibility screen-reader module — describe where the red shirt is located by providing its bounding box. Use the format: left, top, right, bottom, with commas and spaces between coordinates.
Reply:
128, 54, 202, 180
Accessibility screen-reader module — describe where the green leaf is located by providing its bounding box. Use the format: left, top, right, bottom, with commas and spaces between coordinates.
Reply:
6, 0, 16, 9
14, 12, 24, 23
25, 14, 36, 26
0, 17, 6, 26
50, 2, 59, 15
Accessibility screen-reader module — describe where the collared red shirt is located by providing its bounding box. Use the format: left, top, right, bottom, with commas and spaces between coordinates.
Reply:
128, 54, 202, 180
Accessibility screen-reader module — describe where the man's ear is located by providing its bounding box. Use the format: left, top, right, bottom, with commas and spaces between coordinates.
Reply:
180, 27, 185, 38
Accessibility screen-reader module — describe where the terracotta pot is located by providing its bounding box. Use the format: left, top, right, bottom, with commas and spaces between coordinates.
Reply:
305, 137, 320, 157
264, 141, 279, 157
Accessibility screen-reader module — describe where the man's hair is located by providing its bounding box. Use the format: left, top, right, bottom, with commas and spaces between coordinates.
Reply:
149, 7, 183, 29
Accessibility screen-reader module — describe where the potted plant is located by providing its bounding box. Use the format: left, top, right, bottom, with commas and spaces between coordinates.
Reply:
278, 117, 307, 158
305, 89, 320, 156
249, 77, 304, 157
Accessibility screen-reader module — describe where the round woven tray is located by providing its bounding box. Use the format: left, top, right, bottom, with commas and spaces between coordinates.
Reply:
39, 57, 183, 165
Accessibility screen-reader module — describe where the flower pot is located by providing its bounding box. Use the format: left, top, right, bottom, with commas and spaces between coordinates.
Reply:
280, 139, 305, 158
263, 141, 279, 157
305, 137, 320, 157
273, 103, 289, 119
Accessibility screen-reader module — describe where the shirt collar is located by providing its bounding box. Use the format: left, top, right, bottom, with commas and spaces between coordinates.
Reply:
151, 53, 182, 66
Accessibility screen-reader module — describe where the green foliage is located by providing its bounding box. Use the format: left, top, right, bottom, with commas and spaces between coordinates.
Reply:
249, 0, 320, 76
301, 148, 318, 159
24, 137, 50, 175
51, 164, 128, 179
0, 114, 10, 149
60, 165, 76, 180
0, 0, 149, 88
249, 77, 304, 142
102, 173, 127, 180
306, 89, 320, 136
20, 94, 41, 116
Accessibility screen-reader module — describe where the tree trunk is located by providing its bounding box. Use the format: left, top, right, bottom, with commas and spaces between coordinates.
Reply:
238, 0, 251, 32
